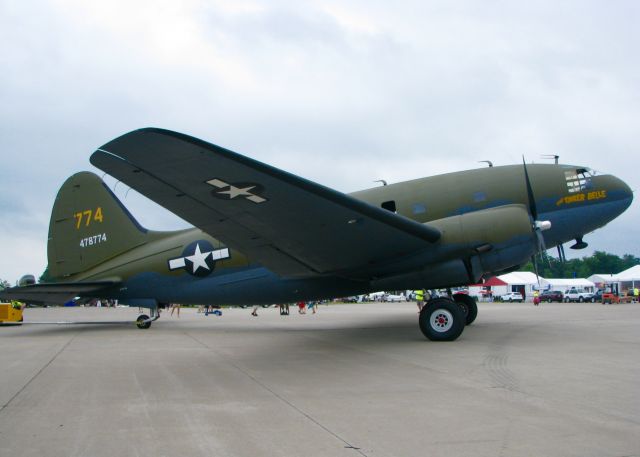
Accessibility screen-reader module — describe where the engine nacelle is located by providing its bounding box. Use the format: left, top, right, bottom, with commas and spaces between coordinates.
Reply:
372, 205, 537, 290
430, 204, 537, 279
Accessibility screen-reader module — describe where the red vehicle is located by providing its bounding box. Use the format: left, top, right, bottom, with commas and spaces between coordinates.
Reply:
602, 284, 634, 304
539, 290, 564, 303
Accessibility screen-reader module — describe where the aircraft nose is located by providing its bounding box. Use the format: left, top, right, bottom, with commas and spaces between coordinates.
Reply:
615, 175, 634, 208
602, 174, 634, 216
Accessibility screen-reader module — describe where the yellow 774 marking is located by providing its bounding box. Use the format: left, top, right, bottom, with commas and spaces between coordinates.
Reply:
74, 207, 104, 229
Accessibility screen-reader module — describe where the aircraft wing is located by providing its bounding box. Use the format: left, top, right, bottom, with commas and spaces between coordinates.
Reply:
90, 128, 441, 278
0, 281, 119, 305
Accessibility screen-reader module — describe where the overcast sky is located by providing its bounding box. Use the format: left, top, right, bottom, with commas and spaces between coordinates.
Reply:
1, 0, 638, 283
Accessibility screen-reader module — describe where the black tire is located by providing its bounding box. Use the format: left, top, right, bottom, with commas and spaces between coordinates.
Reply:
564, 298, 569, 303
578, 297, 584, 303
136, 314, 151, 329
419, 298, 465, 341
453, 293, 478, 325
547, 299, 552, 303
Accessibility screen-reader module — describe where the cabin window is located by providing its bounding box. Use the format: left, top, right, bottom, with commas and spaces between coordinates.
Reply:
565, 168, 593, 193
381, 200, 396, 213
412, 203, 426, 215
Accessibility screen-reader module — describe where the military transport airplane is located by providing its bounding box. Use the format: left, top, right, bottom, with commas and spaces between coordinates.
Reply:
0, 128, 633, 341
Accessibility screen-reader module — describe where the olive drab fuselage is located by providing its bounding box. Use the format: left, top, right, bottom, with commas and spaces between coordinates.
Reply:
50, 163, 632, 306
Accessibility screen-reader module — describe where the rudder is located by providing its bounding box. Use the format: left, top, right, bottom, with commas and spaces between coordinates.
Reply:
47, 172, 149, 279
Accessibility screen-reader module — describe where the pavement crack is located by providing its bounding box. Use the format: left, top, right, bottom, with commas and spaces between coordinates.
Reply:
185, 331, 369, 457
0, 331, 80, 412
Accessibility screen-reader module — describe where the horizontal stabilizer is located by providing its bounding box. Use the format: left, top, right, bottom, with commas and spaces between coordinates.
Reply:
0, 281, 119, 305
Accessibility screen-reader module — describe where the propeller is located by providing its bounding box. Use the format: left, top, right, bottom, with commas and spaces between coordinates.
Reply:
523, 158, 552, 285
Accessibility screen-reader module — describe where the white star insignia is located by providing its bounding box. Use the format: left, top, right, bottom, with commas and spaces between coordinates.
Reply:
185, 243, 211, 273
217, 185, 257, 199
206, 179, 267, 203
168, 245, 231, 274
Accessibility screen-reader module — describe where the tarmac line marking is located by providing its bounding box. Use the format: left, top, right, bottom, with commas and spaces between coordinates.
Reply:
0, 331, 81, 412
185, 331, 369, 457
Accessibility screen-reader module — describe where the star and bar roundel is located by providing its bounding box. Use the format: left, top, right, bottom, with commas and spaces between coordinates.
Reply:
206, 178, 268, 203
167, 240, 230, 277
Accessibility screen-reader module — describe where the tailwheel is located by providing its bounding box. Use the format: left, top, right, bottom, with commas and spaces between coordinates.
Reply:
136, 314, 152, 329
453, 293, 478, 325
419, 298, 465, 341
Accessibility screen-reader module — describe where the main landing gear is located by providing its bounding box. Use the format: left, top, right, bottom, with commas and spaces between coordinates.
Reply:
453, 293, 478, 325
419, 295, 478, 341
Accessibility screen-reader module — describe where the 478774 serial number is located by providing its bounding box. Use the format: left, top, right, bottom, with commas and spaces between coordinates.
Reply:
80, 233, 107, 248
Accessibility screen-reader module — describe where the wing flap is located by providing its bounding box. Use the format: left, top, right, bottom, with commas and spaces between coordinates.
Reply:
91, 128, 441, 277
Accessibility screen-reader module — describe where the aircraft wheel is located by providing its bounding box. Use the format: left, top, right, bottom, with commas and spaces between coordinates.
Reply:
136, 315, 152, 329
419, 299, 465, 341
453, 293, 478, 325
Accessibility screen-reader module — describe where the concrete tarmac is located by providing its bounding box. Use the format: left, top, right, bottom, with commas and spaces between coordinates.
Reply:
1, 302, 639, 457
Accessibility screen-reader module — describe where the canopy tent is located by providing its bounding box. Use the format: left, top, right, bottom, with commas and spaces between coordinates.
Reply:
468, 276, 509, 300
616, 265, 640, 289
469, 276, 508, 287
617, 265, 640, 281
588, 274, 620, 286
541, 278, 595, 292
498, 271, 541, 285
497, 271, 542, 298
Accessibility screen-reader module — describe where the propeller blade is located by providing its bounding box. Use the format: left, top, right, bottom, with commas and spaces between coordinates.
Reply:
535, 228, 547, 253
522, 157, 538, 220
531, 255, 541, 287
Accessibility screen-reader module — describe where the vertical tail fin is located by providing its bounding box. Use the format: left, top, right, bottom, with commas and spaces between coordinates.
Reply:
47, 172, 149, 279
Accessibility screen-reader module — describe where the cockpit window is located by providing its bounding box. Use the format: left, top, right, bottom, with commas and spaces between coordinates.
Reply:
564, 168, 593, 193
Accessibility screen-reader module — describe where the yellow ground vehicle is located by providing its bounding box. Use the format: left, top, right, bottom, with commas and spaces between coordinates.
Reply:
0, 302, 23, 324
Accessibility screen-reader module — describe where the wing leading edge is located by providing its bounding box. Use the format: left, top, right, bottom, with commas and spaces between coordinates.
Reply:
90, 128, 441, 278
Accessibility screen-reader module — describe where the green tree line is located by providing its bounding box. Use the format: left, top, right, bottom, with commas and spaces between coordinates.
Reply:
523, 251, 639, 279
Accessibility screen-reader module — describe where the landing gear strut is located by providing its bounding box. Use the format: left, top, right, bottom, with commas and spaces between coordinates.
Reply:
419, 298, 465, 341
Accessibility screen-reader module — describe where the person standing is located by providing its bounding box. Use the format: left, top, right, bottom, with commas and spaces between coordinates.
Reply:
414, 289, 425, 312
251, 305, 259, 316
297, 301, 306, 314
170, 303, 181, 317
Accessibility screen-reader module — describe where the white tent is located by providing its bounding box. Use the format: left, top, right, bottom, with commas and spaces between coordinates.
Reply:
616, 265, 640, 289
497, 271, 542, 298
617, 265, 640, 281
588, 274, 620, 286
541, 278, 595, 293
